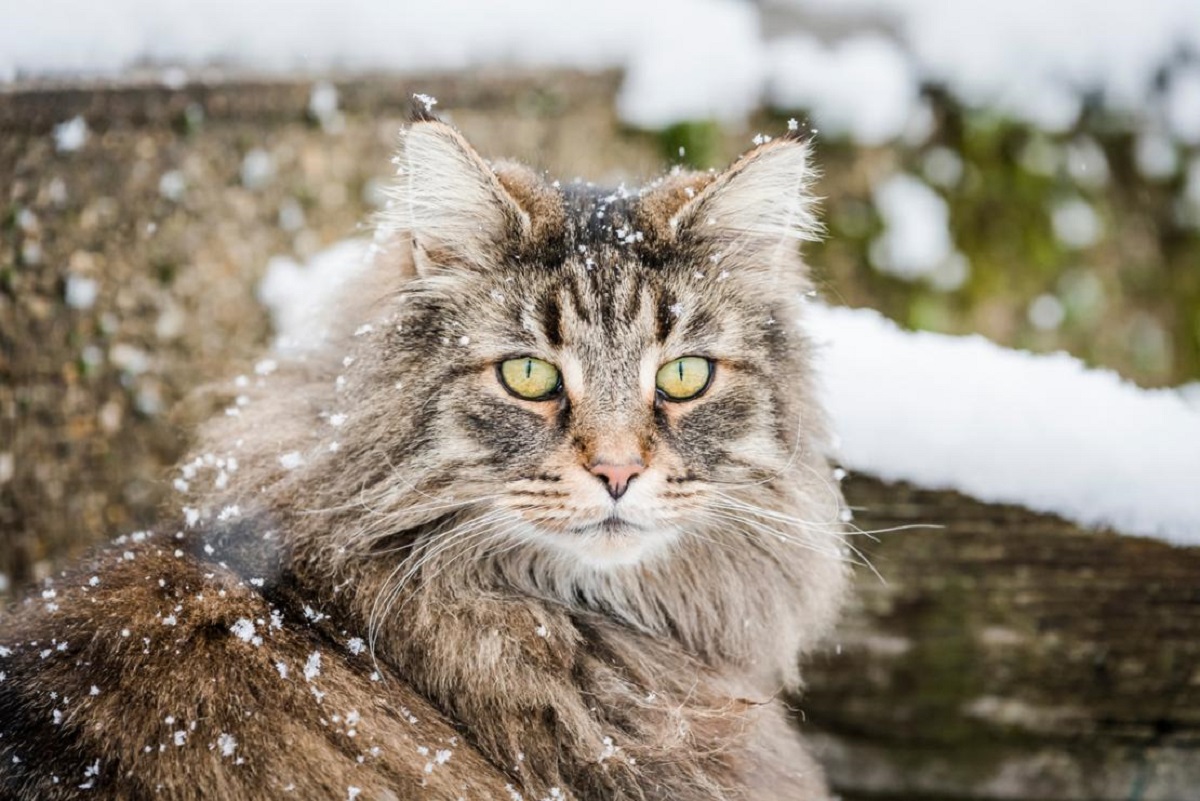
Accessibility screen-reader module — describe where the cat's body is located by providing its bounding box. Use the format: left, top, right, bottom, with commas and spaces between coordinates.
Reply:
1, 112, 849, 800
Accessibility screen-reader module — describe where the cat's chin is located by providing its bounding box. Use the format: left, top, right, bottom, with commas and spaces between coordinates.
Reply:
526, 520, 679, 570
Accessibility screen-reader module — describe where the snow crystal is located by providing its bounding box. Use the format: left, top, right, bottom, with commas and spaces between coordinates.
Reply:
348, 788, 362, 800
535, 625, 548, 638
1134, 131, 1179, 180
217, 505, 241, 522
304, 651, 321, 681
276, 661, 289, 679
64, 276, 98, 310
217, 732, 237, 757
52, 116, 88, 153
346, 637, 365, 655
598, 735, 619, 762
1051, 198, 1102, 249
173, 730, 187, 746
89, 685, 100, 696
230, 618, 260, 645
805, 304, 1200, 544
240, 149, 275, 190
1027, 294, 1065, 331
309, 80, 340, 122
158, 170, 186, 202
328, 413, 347, 427
278, 451, 304, 470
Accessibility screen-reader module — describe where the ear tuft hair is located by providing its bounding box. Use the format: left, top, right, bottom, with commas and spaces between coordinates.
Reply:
669, 137, 821, 275
408, 93, 442, 124
378, 119, 530, 278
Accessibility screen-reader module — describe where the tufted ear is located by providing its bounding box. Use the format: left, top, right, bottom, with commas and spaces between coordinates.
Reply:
668, 135, 821, 277
379, 118, 530, 278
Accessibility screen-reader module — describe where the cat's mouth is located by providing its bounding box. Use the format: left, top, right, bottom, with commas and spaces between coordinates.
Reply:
571, 516, 647, 537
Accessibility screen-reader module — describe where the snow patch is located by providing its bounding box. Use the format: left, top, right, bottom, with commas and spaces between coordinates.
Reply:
805, 304, 1200, 544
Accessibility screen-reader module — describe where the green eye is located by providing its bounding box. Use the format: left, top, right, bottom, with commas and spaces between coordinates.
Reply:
498, 357, 562, 400
656, 357, 713, 401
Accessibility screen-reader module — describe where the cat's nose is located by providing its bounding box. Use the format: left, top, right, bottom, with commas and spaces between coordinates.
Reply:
588, 460, 645, 501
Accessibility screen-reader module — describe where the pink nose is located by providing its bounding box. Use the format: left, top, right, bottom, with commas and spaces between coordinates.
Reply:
588, 460, 644, 500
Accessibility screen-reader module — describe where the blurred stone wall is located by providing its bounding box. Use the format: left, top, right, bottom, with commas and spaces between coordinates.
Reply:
2, 72, 1198, 800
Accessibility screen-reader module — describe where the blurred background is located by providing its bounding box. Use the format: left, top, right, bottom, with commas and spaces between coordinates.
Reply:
2, 1, 1199, 799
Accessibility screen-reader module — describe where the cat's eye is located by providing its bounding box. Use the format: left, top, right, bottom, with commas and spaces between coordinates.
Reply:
498, 357, 562, 401
656, 357, 713, 402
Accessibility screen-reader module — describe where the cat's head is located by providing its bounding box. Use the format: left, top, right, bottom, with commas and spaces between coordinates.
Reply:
325, 115, 829, 570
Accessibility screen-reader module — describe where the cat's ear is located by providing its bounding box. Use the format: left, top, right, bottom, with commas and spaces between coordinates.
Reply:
667, 136, 821, 277
380, 119, 530, 278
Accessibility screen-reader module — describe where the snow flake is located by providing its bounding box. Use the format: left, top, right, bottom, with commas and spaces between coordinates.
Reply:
279, 452, 304, 470
329, 413, 347, 428
217, 733, 237, 757
54, 116, 89, 153
346, 637, 365, 655
599, 736, 619, 762
304, 651, 322, 681
413, 93, 438, 113
173, 730, 187, 747
230, 618, 261, 646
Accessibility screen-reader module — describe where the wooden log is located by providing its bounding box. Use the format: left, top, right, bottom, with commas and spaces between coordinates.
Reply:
807, 476, 1200, 800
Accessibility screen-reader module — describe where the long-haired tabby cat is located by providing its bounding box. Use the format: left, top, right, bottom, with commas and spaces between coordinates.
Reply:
0, 106, 849, 800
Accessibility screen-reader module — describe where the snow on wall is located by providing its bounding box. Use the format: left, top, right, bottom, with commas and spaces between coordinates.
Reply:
805, 303, 1200, 545
6, 0, 1200, 141
262, 241, 1200, 545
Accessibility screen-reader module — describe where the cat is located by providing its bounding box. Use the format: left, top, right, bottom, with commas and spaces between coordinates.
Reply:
0, 104, 850, 800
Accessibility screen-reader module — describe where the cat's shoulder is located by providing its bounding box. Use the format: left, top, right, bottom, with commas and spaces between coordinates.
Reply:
0, 539, 512, 799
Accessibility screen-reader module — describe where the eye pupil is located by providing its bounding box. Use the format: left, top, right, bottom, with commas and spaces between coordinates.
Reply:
525, 360, 532, 379
655, 356, 713, 402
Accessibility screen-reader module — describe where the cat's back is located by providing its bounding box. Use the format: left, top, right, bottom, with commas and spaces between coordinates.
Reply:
0, 537, 511, 800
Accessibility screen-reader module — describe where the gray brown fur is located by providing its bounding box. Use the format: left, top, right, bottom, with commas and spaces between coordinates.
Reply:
0, 116, 849, 800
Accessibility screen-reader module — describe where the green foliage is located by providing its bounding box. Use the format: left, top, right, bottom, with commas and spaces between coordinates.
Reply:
784, 99, 1200, 387
656, 120, 723, 170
